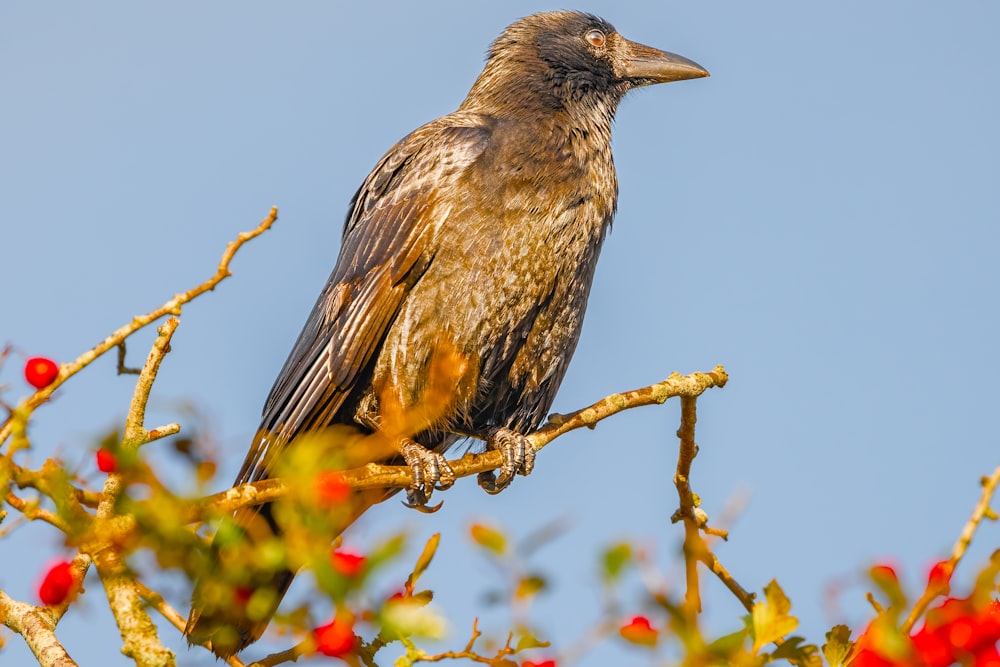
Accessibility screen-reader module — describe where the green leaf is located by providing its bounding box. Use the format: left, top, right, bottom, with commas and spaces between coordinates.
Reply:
515, 574, 547, 600
751, 579, 798, 653
771, 635, 821, 667
380, 598, 449, 640
514, 630, 550, 651
406, 533, 440, 591
600, 542, 632, 582
369, 533, 407, 567
822, 625, 854, 667
706, 627, 749, 655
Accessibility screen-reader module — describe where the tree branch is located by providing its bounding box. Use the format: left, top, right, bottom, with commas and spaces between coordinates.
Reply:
0, 207, 278, 451
184, 367, 728, 520
0, 591, 78, 667
901, 463, 1000, 632
85, 319, 183, 667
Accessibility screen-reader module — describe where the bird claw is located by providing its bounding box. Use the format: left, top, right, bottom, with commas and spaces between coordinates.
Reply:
478, 427, 535, 495
402, 495, 444, 513
400, 439, 455, 508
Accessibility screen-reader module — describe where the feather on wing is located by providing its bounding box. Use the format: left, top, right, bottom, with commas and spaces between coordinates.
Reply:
236, 119, 492, 485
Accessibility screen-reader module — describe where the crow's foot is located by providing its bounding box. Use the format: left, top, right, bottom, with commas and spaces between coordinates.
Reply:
400, 438, 455, 510
477, 427, 535, 495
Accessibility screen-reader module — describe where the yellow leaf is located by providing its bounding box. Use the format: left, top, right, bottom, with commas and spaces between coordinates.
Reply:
751, 579, 798, 653
469, 523, 507, 556
822, 625, 853, 667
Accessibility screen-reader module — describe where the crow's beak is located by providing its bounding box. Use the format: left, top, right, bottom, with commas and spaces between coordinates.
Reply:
622, 39, 709, 84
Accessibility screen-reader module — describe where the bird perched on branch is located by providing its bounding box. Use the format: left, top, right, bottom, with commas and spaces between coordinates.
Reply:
187, 10, 707, 657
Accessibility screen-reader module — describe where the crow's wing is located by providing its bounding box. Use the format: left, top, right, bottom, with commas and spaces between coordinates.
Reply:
236, 118, 492, 485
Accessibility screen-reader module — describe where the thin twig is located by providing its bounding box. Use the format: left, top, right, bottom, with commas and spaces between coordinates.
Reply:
3, 493, 70, 531
674, 396, 702, 614
0, 207, 278, 450
696, 546, 756, 612
901, 463, 1000, 632
244, 643, 308, 667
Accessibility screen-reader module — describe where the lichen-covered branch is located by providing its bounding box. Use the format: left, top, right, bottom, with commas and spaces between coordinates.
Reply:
0, 591, 78, 667
88, 319, 181, 667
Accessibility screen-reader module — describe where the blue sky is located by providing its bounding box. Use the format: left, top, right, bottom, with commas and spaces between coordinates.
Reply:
2, 2, 998, 665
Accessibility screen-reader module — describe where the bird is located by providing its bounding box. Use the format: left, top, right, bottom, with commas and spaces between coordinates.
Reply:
186, 10, 707, 658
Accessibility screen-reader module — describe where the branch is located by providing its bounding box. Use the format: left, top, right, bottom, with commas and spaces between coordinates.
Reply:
901, 463, 1000, 632
0, 591, 78, 667
245, 645, 308, 667
0, 207, 278, 451
669, 380, 756, 615
0, 556, 91, 667
134, 583, 247, 667
675, 396, 703, 614
3, 492, 70, 532
188, 367, 729, 519
88, 319, 181, 667
696, 545, 756, 612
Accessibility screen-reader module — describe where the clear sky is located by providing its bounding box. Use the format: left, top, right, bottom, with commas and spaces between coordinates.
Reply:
2, 2, 999, 665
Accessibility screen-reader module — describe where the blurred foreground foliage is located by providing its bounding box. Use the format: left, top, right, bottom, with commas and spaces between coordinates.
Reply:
2, 214, 998, 667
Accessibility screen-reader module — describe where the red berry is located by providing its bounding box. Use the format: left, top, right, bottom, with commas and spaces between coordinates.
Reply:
312, 613, 355, 657
522, 661, 557, 667
976, 645, 1000, 667
316, 470, 350, 506
38, 560, 76, 605
619, 615, 659, 646
96, 449, 117, 473
24, 356, 59, 389
331, 550, 366, 578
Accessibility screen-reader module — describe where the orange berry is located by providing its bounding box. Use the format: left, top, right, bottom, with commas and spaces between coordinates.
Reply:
620, 615, 659, 647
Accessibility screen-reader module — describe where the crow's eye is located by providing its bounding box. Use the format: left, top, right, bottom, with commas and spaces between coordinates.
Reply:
585, 29, 606, 48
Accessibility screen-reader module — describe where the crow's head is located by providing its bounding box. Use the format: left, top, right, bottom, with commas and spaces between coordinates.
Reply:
463, 11, 708, 120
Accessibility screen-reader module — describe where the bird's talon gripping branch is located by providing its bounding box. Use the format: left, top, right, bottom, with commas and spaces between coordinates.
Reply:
478, 427, 535, 495
400, 438, 455, 507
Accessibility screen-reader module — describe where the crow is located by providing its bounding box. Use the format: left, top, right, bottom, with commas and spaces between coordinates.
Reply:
186, 10, 707, 657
